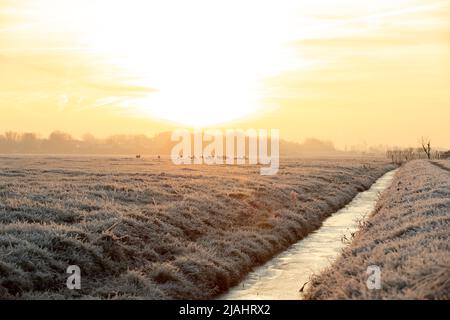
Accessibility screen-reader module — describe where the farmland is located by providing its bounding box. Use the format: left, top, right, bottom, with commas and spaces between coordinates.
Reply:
0, 156, 394, 299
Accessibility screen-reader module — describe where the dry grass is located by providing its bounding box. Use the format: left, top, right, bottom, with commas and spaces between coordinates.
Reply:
0, 155, 394, 299
306, 160, 450, 300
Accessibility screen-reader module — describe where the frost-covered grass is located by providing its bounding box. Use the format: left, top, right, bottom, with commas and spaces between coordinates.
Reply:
0, 155, 394, 299
306, 160, 450, 300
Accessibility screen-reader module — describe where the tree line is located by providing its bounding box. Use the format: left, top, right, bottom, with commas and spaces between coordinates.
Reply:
0, 131, 338, 156
386, 138, 448, 164
0, 131, 175, 155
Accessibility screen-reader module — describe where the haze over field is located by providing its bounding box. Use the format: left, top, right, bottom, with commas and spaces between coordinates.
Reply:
1, 0, 449, 148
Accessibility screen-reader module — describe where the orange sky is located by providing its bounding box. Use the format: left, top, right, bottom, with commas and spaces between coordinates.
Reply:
1, 0, 449, 148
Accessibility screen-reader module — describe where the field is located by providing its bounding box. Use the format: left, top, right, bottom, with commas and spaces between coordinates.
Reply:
0, 156, 394, 299
306, 160, 450, 300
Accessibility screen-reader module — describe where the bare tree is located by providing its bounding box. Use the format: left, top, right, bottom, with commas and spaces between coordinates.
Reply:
421, 137, 431, 159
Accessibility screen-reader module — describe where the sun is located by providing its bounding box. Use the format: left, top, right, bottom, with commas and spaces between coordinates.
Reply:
25, 0, 305, 126
86, 0, 306, 127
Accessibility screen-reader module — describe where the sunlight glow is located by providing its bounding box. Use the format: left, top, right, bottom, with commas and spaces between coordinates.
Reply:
3, 0, 449, 146
27, 0, 307, 126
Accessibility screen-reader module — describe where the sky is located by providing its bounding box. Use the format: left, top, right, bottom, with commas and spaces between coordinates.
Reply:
0, 0, 449, 148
